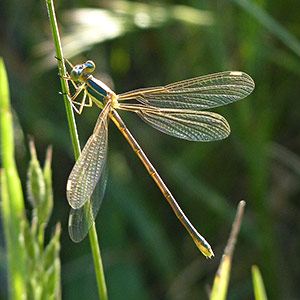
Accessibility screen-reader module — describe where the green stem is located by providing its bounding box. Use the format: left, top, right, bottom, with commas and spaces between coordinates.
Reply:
44, 1, 107, 299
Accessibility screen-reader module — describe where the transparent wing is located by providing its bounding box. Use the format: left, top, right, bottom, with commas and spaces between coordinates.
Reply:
68, 158, 108, 242
66, 103, 110, 209
118, 71, 254, 110
133, 107, 230, 141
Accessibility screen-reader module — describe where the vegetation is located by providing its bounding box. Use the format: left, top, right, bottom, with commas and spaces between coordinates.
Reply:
1, 0, 299, 299
1, 58, 61, 299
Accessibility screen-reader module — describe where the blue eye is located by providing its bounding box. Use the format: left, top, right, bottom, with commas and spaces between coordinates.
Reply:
84, 60, 96, 73
70, 65, 83, 81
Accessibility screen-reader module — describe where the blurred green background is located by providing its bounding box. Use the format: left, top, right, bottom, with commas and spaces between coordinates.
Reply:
1, 0, 300, 299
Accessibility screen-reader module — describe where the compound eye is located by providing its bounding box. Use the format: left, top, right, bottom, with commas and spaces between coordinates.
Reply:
84, 60, 96, 73
70, 65, 82, 81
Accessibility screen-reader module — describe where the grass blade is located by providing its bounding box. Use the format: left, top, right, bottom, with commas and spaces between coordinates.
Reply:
210, 201, 246, 300
233, 0, 300, 57
252, 265, 268, 300
0, 57, 27, 300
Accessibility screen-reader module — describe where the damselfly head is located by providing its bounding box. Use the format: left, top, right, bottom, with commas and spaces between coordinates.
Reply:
70, 60, 96, 82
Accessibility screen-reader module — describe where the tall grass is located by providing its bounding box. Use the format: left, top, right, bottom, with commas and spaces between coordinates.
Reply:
0, 58, 61, 300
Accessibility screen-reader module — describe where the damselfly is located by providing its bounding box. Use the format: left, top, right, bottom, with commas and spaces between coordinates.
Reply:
63, 59, 255, 258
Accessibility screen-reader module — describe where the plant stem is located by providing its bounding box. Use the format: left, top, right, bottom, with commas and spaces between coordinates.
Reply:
44, 1, 108, 299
